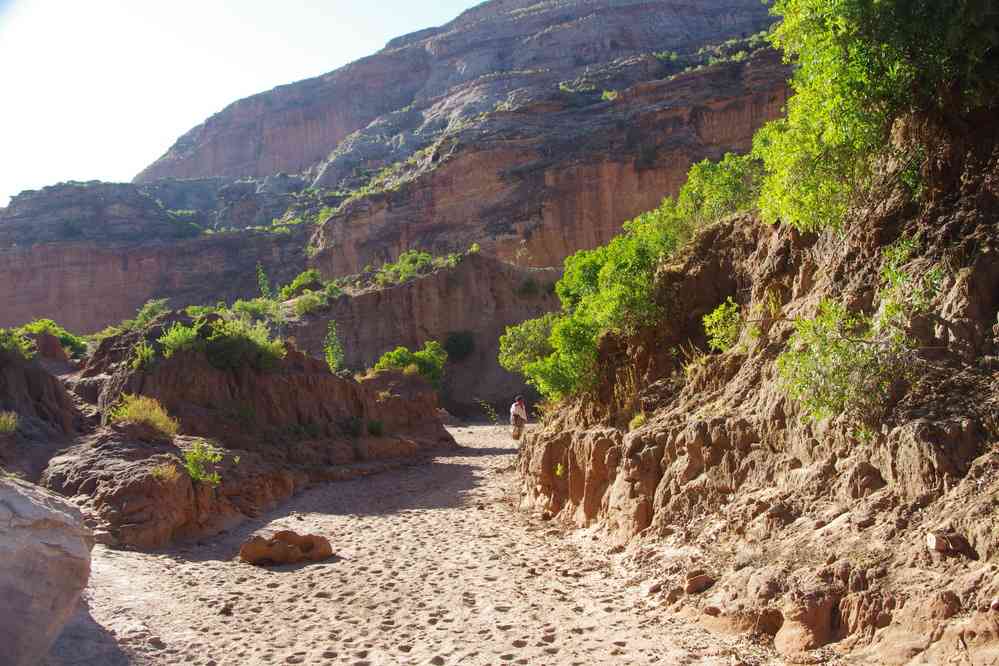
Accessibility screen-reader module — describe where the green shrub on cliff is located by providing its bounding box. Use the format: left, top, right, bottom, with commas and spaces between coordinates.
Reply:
505, 153, 760, 400
183, 439, 223, 486
157, 316, 286, 372
373, 341, 448, 388
777, 237, 945, 425
17, 319, 87, 357
754, 0, 999, 231
0, 328, 36, 360
110, 395, 179, 438
324, 321, 346, 373
703, 298, 742, 352
0, 411, 18, 434
279, 269, 322, 300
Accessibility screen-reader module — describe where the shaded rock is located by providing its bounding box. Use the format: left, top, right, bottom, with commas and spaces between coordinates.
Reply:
685, 574, 716, 595
774, 588, 840, 656
0, 476, 93, 666
239, 531, 334, 566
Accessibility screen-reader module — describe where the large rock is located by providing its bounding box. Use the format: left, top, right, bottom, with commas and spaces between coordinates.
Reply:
0, 477, 93, 666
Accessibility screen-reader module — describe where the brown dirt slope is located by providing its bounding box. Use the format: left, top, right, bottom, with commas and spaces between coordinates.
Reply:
517, 114, 999, 663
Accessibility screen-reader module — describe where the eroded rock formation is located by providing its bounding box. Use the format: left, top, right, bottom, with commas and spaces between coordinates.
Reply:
136, 0, 777, 184
517, 114, 999, 662
0, 476, 93, 666
39, 315, 454, 549
287, 253, 560, 410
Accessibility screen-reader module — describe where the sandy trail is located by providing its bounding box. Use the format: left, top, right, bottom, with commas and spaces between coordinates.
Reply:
47, 426, 741, 666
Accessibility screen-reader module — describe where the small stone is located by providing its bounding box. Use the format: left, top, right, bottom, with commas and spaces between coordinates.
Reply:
703, 605, 721, 617
685, 574, 715, 594
642, 581, 663, 597
991, 598, 999, 612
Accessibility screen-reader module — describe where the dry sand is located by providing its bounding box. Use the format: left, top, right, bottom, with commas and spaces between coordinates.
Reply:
47, 425, 758, 665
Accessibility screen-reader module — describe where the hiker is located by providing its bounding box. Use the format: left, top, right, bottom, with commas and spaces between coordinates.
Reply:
510, 395, 528, 440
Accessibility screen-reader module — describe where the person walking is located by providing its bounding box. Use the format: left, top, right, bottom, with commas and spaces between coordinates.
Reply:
510, 395, 528, 441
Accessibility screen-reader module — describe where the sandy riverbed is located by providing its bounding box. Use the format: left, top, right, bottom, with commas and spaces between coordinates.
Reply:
47, 425, 758, 665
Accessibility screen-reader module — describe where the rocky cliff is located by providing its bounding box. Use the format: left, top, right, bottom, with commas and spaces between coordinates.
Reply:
286, 253, 560, 411
0, 182, 308, 333
516, 114, 999, 662
309, 50, 788, 276
0, 0, 787, 344
135, 0, 777, 184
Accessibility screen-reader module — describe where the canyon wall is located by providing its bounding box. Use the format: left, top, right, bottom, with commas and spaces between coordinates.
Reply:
287, 253, 560, 411
0, 183, 306, 333
309, 51, 789, 276
135, 0, 776, 184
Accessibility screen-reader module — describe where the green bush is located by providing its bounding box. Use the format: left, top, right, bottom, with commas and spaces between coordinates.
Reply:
443, 331, 475, 362
294, 290, 326, 317
375, 250, 436, 286
183, 439, 222, 486
324, 321, 346, 372
204, 318, 286, 371
158, 322, 204, 358
157, 317, 286, 371
498, 314, 557, 377
279, 269, 323, 301
777, 237, 943, 425
703, 298, 742, 352
374, 340, 448, 388
110, 395, 179, 438
0, 411, 18, 434
17, 319, 87, 357
754, 0, 999, 231
232, 297, 283, 325
0, 328, 36, 360
130, 340, 156, 371
628, 413, 647, 431
507, 153, 760, 400
367, 420, 384, 436
516, 278, 540, 297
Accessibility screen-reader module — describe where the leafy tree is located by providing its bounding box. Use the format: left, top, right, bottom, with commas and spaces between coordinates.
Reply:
324, 321, 346, 372
703, 298, 742, 352
256, 262, 271, 299
755, 0, 999, 231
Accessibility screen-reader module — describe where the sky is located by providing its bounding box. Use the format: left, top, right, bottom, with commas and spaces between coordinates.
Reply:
0, 0, 479, 206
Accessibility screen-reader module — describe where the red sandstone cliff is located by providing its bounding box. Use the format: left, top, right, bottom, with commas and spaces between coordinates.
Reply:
135, 0, 776, 184
286, 253, 561, 411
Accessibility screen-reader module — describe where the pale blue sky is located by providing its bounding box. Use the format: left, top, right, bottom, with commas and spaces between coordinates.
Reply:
0, 1, 479, 206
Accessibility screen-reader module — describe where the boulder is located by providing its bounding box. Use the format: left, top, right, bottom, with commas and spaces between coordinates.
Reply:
239, 530, 334, 566
0, 476, 93, 666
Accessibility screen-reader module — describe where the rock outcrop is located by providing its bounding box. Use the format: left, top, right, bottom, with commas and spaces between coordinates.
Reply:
0, 350, 79, 479
41, 316, 455, 549
135, 0, 777, 184
0, 1, 787, 343
309, 50, 789, 275
287, 253, 560, 410
239, 531, 334, 566
517, 112, 999, 663
0, 182, 308, 333
0, 476, 93, 666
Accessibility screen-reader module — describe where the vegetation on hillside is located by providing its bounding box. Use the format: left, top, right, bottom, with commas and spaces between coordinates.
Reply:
373, 341, 448, 389
17, 319, 88, 357
500, 0, 996, 420
110, 395, 179, 438
0, 328, 36, 360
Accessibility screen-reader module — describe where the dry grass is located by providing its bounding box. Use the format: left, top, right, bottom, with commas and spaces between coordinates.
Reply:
150, 462, 181, 483
110, 395, 179, 438
0, 411, 17, 435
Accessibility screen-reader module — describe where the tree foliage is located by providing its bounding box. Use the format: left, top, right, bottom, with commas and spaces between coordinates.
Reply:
755, 0, 999, 231
374, 341, 448, 388
507, 154, 760, 400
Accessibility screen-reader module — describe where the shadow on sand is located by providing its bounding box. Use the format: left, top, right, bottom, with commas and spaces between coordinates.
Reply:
47, 599, 131, 666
